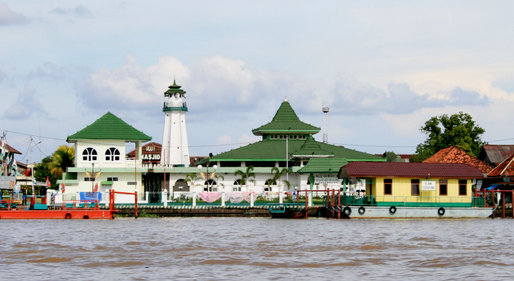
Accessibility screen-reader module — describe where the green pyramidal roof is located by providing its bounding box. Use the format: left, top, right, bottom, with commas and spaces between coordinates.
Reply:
67, 112, 152, 142
292, 135, 334, 157
252, 100, 320, 136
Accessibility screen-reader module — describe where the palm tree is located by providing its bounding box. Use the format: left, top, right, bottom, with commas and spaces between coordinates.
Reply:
270, 167, 291, 191
185, 173, 203, 190
213, 174, 225, 192
234, 166, 256, 191
49, 145, 75, 179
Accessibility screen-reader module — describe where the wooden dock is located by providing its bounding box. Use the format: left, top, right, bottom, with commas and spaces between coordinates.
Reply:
111, 205, 322, 218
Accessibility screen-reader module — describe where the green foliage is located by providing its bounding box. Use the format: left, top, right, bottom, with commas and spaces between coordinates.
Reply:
234, 166, 256, 188
269, 167, 291, 190
49, 145, 75, 179
34, 156, 58, 189
185, 173, 202, 187
411, 112, 486, 162
138, 210, 158, 217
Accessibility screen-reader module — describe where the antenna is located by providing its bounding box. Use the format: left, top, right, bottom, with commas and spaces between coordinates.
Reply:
322, 107, 329, 143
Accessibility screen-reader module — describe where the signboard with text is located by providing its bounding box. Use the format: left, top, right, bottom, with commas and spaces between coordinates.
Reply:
421, 180, 436, 191
314, 174, 340, 185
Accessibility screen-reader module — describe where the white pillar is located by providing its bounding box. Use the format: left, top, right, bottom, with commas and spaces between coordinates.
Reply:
145, 191, 149, 203
250, 192, 255, 207
76, 191, 80, 207
221, 192, 226, 207
162, 189, 168, 207
192, 191, 196, 207
105, 190, 109, 208
46, 190, 52, 206
279, 191, 284, 204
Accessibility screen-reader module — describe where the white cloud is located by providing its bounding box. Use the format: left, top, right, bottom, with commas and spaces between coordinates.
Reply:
0, 2, 29, 26
50, 5, 92, 18
2, 84, 48, 120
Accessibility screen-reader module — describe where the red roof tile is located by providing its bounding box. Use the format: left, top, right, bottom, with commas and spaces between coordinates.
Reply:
423, 146, 493, 174
339, 162, 484, 179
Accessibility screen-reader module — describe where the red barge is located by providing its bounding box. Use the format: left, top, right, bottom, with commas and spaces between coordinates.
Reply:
0, 190, 137, 220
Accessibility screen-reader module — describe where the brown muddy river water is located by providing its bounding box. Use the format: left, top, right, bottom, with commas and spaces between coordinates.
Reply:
1, 217, 513, 280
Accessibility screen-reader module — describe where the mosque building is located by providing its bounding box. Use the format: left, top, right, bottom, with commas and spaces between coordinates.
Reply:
58, 81, 385, 203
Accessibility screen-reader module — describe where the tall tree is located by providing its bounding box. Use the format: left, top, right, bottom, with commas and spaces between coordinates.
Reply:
411, 112, 486, 162
49, 145, 75, 179
34, 156, 57, 189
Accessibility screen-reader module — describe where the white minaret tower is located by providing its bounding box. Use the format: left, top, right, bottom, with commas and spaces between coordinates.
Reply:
161, 81, 190, 166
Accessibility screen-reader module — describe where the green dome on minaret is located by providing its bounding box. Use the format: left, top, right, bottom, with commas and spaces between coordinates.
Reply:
164, 80, 186, 97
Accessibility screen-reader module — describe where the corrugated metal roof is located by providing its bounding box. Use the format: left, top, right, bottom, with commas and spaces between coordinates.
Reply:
339, 162, 484, 179
479, 145, 514, 165
488, 153, 514, 177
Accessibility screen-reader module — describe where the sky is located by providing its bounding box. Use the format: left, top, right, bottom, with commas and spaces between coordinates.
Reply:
1, 0, 514, 163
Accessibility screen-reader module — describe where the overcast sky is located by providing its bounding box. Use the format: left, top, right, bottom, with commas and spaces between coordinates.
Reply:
2, 1, 514, 163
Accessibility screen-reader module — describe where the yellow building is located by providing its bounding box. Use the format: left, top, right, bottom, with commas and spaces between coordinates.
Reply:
338, 162, 484, 207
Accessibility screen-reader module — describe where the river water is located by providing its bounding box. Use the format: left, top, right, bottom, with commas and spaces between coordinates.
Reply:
1, 217, 513, 280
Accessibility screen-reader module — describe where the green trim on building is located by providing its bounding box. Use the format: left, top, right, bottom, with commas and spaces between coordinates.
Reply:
67, 112, 152, 142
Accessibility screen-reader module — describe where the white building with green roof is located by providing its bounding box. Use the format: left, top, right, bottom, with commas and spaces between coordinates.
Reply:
59, 112, 152, 202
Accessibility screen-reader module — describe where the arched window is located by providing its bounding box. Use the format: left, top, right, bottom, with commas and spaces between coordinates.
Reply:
233, 179, 242, 185
82, 147, 98, 161
105, 147, 121, 161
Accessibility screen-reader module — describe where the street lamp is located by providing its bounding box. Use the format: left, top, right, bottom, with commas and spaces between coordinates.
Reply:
197, 164, 218, 192
84, 163, 102, 192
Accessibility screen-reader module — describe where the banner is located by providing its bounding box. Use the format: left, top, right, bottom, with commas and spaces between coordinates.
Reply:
79, 192, 102, 202
0, 176, 16, 190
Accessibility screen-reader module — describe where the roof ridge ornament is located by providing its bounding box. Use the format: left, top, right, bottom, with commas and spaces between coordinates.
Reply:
284, 96, 288, 102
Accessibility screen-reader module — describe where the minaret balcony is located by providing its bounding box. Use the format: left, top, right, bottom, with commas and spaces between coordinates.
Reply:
163, 102, 188, 112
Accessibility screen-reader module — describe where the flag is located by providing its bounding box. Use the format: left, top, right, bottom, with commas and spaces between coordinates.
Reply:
61, 183, 65, 193
94, 182, 99, 192
32, 178, 38, 185
14, 183, 20, 194
46, 177, 51, 187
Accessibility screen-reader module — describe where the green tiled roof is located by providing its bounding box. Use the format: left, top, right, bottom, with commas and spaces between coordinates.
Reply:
297, 158, 349, 174
252, 100, 320, 135
210, 138, 383, 162
164, 80, 186, 97
67, 112, 152, 142
292, 135, 334, 158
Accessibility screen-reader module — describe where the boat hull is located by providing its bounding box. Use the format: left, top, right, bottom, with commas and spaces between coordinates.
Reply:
0, 210, 116, 220
328, 206, 493, 219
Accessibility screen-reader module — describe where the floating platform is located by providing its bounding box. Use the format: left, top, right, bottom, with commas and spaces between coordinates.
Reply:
0, 209, 115, 220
